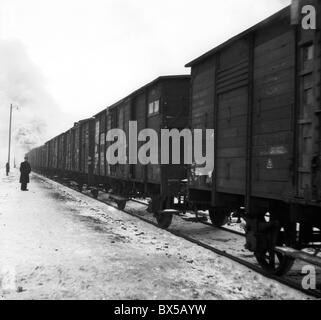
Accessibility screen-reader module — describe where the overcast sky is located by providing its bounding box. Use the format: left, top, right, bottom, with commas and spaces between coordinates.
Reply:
0, 0, 290, 164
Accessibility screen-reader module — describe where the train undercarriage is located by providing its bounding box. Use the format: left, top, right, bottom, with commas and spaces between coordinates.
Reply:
188, 188, 321, 275
34, 167, 321, 276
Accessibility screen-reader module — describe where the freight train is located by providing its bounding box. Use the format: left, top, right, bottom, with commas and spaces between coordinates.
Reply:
28, 75, 191, 228
27, 1, 321, 275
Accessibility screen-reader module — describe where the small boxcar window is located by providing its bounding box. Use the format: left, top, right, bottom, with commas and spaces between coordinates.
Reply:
154, 100, 159, 113
148, 99, 160, 116
303, 44, 314, 62
148, 102, 154, 115
303, 88, 313, 106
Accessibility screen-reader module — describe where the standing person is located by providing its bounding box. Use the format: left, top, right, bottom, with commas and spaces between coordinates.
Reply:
5, 162, 10, 176
20, 156, 31, 191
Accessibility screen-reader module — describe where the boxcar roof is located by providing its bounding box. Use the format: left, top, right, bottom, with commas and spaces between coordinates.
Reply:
107, 75, 190, 110
185, 6, 289, 68
45, 117, 93, 144
93, 108, 107, 118
78, 117, 94, 124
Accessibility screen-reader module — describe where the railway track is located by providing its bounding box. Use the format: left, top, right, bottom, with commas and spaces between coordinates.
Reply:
130, 198, 246, 237
38, 174, 321, 299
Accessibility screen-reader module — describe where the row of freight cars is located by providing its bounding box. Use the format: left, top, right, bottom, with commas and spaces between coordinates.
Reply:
29, 75, 190, 215
28, 1, 321, 276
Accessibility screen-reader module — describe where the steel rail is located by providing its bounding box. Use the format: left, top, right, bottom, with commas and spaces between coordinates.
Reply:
36, 173, 321, 299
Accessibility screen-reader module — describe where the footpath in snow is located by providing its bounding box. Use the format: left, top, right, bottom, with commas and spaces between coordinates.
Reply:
0, 169, 312, 299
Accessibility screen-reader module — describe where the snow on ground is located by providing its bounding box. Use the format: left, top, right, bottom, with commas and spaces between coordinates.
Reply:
0, 170, 313, 300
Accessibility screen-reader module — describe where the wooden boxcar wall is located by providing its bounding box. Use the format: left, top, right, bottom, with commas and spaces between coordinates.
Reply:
48, 137, 58, 170
316, 17, 321, 201
106, 108, 113, 177
251, 16, 296, 200
188, 4, 321, 206
74, 125, 80, 173
100, 113, 106, 176
69, 124, 81, 173
42, 144, 47, 170
94, 110, 107, 177
146, 83, 162, 183
79, 118, 95, 179
119, 99, 131, 180
189, 57, 215, 191
216, 38, 250, 196
80, 122, 89, 174
161, 78, 190, 182
132, 91, 146, 182
57, 133, 66, 171
295, 8, 321, 202
45, 142, 50, 170
106, 99, 131, 181
94, 117, 100, 175
105, 77, 189, 185
48, 140, 53, 169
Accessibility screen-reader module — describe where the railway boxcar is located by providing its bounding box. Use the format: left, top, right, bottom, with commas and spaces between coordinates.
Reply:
72, 122, 81, 174
62, 122, 82, 182
90, 76, 190, 223
79, 117, 95, 186
28, 146, 39, 172
63, 117, 95, 189
93, 109, 107, 183
47, 135, 60, 175
185, 1, 321, 274
57, 132, 66, 173
27, 143, 48, 175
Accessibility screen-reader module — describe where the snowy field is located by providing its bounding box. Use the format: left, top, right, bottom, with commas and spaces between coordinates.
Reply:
0, 170, 313, 300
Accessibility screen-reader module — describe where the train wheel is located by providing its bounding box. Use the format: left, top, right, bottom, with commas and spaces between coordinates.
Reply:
255, 250, 294, 276
156, 213, 173, 229
209, 208, 230, 227
255, 222, 295, 275
117, 200, 126, 210
91, 189, 99, 199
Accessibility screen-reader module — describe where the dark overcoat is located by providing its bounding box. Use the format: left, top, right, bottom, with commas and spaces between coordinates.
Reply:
20, 161, 31, 184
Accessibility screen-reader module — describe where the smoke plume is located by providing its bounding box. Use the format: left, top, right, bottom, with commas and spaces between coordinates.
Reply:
0, 39, 70, 167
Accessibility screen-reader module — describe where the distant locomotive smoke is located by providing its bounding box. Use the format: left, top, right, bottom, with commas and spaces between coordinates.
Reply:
0, 39, 69, 166
14, 120, 45, 153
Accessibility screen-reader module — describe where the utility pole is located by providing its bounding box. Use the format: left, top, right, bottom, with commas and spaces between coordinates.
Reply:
7, 104, 13, 173
7, 104, 19, 173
